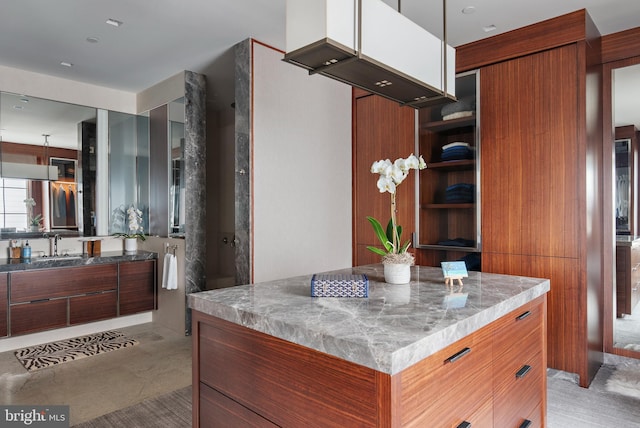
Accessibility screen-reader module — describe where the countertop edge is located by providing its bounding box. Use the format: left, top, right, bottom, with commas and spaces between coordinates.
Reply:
188, 274, 550, 375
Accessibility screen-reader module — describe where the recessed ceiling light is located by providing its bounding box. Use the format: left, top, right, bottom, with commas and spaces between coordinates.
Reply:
60, 61, 73, 67
86, 36, 99, 43
462, 6, 476, 14
483, 25, 497, 33
19, 98, 29, 103
12, 105, 24, 110
106, 18, 123, 27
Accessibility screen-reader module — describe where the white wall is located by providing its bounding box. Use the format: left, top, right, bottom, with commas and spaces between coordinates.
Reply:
253, 42, 352, 283
0, 65, 136, 113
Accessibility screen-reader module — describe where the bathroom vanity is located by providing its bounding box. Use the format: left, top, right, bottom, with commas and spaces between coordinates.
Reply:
0, 251, 157, 337
189, 264, 550, 427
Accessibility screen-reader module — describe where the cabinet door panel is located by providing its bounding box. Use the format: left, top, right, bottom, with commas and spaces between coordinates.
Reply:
11, 299, 67, 335
481, 45, 579, 259
119, 260, 156, 315
10, 264, 117, 303
353, 94, 415, 266
0, 274, 7, 337
69, 291, 117, 325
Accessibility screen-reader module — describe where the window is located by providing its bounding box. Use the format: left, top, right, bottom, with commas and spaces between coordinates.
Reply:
0, 178, 29, 229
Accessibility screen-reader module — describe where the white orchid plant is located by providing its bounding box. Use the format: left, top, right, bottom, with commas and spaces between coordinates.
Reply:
23, 197, 42, 227
114, 205, 146, 241
367, 154, 426, 265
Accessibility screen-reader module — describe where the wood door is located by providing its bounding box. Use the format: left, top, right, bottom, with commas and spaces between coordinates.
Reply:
353, 92, 416, 266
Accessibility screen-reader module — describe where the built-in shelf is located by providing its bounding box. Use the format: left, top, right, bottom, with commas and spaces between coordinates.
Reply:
421, 115, 476, 132
427, 160, 475, 171
422, 203, 475, 209
415, 244, 479, 252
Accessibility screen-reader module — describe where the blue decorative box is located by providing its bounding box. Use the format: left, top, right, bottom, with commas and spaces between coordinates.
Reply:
310, 274, 369, 298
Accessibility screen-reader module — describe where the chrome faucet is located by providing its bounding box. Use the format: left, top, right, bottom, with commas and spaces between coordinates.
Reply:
53, 234, 61, 257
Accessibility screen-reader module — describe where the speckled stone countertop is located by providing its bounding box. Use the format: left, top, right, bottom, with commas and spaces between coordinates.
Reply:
188, 264, 550, 375
616, 236, 640, 246
0, 250, 157, 272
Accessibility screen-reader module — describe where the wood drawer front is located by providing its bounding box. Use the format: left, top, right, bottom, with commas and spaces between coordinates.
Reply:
10, 264, 117, 303
119, 260, 156, 315
69, 291, 117, 325
200, 382, 278, 428
400, 325, 493, 426
11, 299, 67, 335
517, 401, 544, 428
198, 315, 379, 428
493, 350, 543, 428
493, 298, 544, 356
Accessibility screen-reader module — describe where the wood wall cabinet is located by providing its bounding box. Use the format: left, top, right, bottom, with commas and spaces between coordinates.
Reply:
119, 260, 156, 316
416, 70, 480, 268
0, 274, 8, 337
352, 90, 416, 266
193, 296, 546, 427
457, 10, 603, 386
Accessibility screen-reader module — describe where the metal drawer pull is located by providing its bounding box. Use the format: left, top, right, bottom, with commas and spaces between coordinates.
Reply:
516, 310, 531, 321
445, 347, 471, 364
457, 422, 471, 428
516, 364, 532, 379
519, 420, 532, 428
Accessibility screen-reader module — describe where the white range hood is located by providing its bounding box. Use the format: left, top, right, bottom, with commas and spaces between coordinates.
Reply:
284, 0, 456, 108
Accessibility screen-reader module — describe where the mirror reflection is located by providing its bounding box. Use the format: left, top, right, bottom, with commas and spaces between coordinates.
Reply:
169, 97, 185, 236
0, 92, 96, 236
613, 62, 640, 353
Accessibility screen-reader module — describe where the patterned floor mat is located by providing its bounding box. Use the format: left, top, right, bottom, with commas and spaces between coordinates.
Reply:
14, 330, 138, 372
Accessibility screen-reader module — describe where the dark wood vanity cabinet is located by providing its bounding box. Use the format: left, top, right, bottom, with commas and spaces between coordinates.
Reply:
119, 260, 156, 316
9, 264, 118, 336
7, 259, 156, 336
0, 273, 7, 337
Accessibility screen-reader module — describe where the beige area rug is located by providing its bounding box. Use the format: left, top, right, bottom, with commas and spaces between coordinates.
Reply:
605, 367, 640, 400
14, 330, 138, 372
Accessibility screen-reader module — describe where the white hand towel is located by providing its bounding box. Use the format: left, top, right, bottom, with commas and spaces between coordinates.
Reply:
162, 253, 178, 290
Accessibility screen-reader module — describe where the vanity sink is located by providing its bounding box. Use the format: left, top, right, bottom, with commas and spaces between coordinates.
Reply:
34, 255, 83, 262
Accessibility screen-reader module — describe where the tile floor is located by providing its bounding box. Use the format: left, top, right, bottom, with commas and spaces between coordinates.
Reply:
0, 322, 192, 426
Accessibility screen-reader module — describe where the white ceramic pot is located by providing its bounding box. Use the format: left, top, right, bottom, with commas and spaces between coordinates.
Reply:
124, 237, 137, 252
383, 263, 411, 284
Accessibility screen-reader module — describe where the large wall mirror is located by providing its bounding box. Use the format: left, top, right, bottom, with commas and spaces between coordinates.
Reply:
0, 92, 95, 237
610, 61, 640, 357
0, 91, 152, 239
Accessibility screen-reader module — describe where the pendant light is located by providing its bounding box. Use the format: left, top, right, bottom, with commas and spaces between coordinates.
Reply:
284, 0, 455, 108
0, 134, 58, 180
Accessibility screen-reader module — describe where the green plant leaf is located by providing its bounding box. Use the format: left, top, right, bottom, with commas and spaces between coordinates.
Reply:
400, 240, 411, 253
366, 245, 388, 256
367, 216, 392, 252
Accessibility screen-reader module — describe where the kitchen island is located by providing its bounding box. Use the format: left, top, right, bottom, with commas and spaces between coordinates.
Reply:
189, 264, 550, 427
